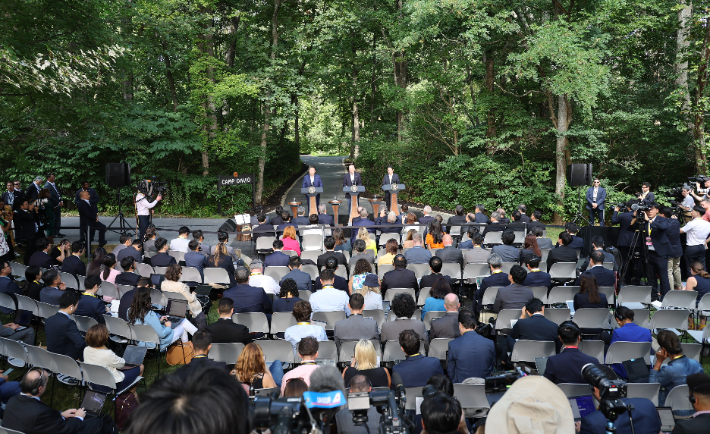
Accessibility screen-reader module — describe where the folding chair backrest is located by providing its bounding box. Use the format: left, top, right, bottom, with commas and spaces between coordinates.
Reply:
453, 383, 490, 418
548, 262, 577, 280
578, 340, 604, 363
543, 308, 571, 325
384, 287, 415, 303
604, 341, 652, 365
301, 265, 319, 282
135, 263, 154, 278
130, 324, 161, 346
37, 302, 59, 319
500, 263, 516, 274
407, 263, 431, 280
79, 361, 116, 390
264, 266, 290, 283
483, 232, 502, 246
377, 264, 394, 280
429, 338, 453, 360
698, 293, 710, 314
681, 343, 702, 362
300, 250, 320, 264
270, 312, 297, 334
257, 340, 295, 363
573, 309, 610, 330
302, 234, 324, 251
626, 383, 660, 407
169, 250, 185, 263
598, 286, 615, 305
662, 291, 697, 310
557, 383, 592, 398
495, 309, 522, 331
98, 281, 119, 299
382, 340, 408, 362
15, 294, 38, 315
0, 338, 26, 363
649, 309, 689, 331
150, 288, 167, 306
665, 385, 693, 412
405, 387, 423, 411
52, 352, 83, 382
630, 309, 651, 328
298, 340, 338, 364
9, 262, 27, 277
116, 284, 133, 299
203, 267, 230, 285
58, 271, 79, 289
362, 309, 386, 331
617, 286, 652, 306
417, 287, 431, 306
298, 290, 311, 302
547, 286, 579, 305
530, 286, 548, 304
440, 263, 462, 280
180, 266, 203, 284
25, 345, 53, 370
74, 315, 99, 333
481, 287, 500, 306
256, 236, 276, 251
510, 340, 556, 363
209, 343, 245, 364
423, 311, 447, 331
233, 312, 269, 334
463, 263, 490, 280
0, 293, 15, 311
104, 315, 132, 340
312, 311, 346, 331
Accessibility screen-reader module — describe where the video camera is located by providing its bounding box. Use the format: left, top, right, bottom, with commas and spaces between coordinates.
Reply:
688, 175, 710, 184
348, 388, 409, 434
581, 364, 628, 422
136, 177, 167, 201
251, 390, 348, 434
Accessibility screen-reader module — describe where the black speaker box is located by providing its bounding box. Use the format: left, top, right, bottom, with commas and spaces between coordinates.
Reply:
105, 163, 131, 188
568, 163, 593, 187
219, 219, 238, 233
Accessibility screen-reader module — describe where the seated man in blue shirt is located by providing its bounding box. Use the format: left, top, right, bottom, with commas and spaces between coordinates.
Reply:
474, 253, 509, 315
392, 329, 443, 388
184, 240, 208, 279
447, 308, 495, 382
75, 275, 107, 324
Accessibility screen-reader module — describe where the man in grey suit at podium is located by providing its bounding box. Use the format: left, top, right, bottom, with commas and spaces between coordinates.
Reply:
382, 166, 400, 209
343, 164, 363, 213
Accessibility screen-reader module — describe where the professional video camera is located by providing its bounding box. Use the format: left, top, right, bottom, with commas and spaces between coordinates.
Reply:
630, 202, 650, 223
251, 390, 347, 434
688, 175, 710, 184
136, 177, 167, 201
581, 364, 629, 424
348, 388, 409, 434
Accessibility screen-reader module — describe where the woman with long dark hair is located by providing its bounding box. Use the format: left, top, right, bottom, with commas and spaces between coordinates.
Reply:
348, 259, 373, 294
86, 247, 108, 277
127, 287, 197, 351
574, 274, 607, 310
426, 220, 445, 249
332, 227, 351, 253
421, 277, 451, 320
519, 234, 541, 264
22, 266, 43, 300
99, 253, 119, 284
685, 261, 710, 327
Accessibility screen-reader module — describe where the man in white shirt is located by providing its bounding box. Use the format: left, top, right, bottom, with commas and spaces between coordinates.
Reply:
169, 226, 191, 252
680, 185, 696, 221
284, 301, 328, 356
308, 269, 350, 315
135, 184, 162, 240
680, 205, 710, 276
248, 260, 279, 295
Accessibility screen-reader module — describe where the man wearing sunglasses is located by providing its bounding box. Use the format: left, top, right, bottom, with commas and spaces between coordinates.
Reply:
586, 177, 607, 226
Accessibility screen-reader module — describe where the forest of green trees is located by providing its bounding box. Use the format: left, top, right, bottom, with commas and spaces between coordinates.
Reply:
1, 0, 708, 221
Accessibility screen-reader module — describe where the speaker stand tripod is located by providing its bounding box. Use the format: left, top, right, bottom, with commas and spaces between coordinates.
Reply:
106, 187, 134, 236
570, 186, 593, 226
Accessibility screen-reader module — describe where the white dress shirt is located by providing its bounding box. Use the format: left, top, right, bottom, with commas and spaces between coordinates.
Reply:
309, 286, 350, 315
682, 218, 710, 246
249, 273, 280, 295
169, 237, 190, 252
592, 187, 598, 201
135, 193, 159, 216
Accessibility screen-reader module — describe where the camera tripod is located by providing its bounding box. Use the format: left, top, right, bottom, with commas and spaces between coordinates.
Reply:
620, 226, 653, 292
571, 186, 593, 226
106, 187, 134, 236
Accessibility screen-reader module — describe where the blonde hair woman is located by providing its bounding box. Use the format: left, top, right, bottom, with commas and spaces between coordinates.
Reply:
342, 339, 391, 388
357, 227, 377, 256
233, 343, 277, 393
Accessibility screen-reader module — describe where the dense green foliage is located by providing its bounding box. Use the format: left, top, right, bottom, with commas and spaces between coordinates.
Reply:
1, 0, 709, 219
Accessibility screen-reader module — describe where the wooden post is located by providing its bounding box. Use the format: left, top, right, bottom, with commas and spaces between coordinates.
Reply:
289, 201, 300, 218
330, 200, 341, 226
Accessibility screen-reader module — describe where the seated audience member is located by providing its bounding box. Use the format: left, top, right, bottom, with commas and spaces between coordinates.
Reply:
575, 250, 616, 287
608, 306, 652, 379
264, 239, 290, 268
510, 298, 559, 344
651, 329, 703, 406
273, 278, 303, 313
0, 360, 20, 410
206, 243, 236, 288
474, 253, 509, 314
86, 247, 107, 277
382, 254, 419, 295
117, 239, 143, 264
309, 364, 346, 396
353, 274, 383, 310
314, 257, 349, 292
3, 369, 113, 434
249, 260, 279, 295
318, 237, 347, 268
522, 255, 551, 288
342, 339, 391, 388
419, 256, 453, 288
574, 274, 608, 310
149, 237, 177, 267
60, 241, 86, 276
232, 342, 279, 392
546, 231, 578, 269
112, 235, 132, 256
355, 227, 377, 257
565, 222, 584, 250
672, 373, 710, 433
39, 269, 66, 305
482, 211, 505, 236
282, 378, 308, 398
281, 226, 301, 256
420, 392, 463, 434
169, 226, 191, 252
222, 267, 272, 315
161, 264, 206, 328
519, 233, 542, 265
426, 220, 446, 250
317, 204, 334, 227
579, 236, 617, 272
83, 324, 143, 393
271, 206, 285, 226
429, 293, 461, 340
402, 229, 417, 249
98, 254, 120, 284
284, 301, 328, 354
75, 275, 107, 324
128, 287, 198, 351
281, 256, 313, 292
184, 240, 208, 278
377, 239, 399, 267
686, 261, 710, 328
531, 226, 553, 250
447, 308, 495, 382
472, 204, 488, 223
437, 234, 463, 264
404, 233, 432, 264
335, 374, 380, 434
349, 239, 375, 268
464, 233, 490, 265
332, 227, 351, 253
190, 230, 211, 257
544, 321, 599, 385
309, 269, 350, 314
493, 264, 533, 313
349, 258, 374, 294
579, 365, 661, 434
292, 206, 310, 226
392, 329, 444, 387
380, 293, 426, 342
21, 266, 43, 301
350, 209, 375, 244
115, 257, 141, 287
457, 226, 476, 249
28, 238, 57, 269
182, 329, 226, 371
45, 291, 85, 385
421, 277, 451, 320
280, 337, 322, 395
378, 211, 401, 235
206, 298, 252, 345
334, 294, 379, 348
143, 227, 158, 257
251, 213, 274, 241
491, 230, 519, 263
118, 277, 151, 321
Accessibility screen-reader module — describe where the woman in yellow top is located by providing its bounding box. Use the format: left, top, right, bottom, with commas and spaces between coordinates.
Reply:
426, 220, 446, 249
377, 239, 398, 266
357, 227, 377, 256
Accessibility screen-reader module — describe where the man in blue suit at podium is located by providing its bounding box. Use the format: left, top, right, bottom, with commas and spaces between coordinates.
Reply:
302, 166, 322, 207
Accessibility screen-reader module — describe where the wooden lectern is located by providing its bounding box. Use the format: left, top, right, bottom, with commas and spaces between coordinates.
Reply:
301, 187, 323, 216
343, 186, 365, 224
329, 199, 341, 226
369, 198, 382, 218
288, 201, 301, 218
382, 183, 406, 215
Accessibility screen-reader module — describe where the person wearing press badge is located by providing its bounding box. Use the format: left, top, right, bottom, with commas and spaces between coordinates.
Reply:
586, 178, 606, 226
628, 202, 671, 301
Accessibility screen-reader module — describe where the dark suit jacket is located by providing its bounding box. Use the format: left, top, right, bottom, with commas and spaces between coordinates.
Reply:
223, 284, 272, 314
573, 292, 608, 310
314, 275, 349, 292
579, 250, 617, 272
575, 266, 616, 287
510, 314, 559, 344
349, 252, 375, 267
206, 255, 237, 287
252, 224, 275, 241
115, 272, 141, 287
547, 245, 578, 269
0, 277, 22, 296
419, 216, 434, 226
151, 252, 177, 267
580, 398, 660, 434
318, 213, 334, 226
493, 283, 533, 313
429, 312, 460, 340
333, 314, 379, 348
568, 236, 584, 251
118, 288, 135, 320
276, 222, 296, 232
543, 348, 599, 384
445, 215, 467, 233
14, 209, 36, 241
45, 312, 85, 360
447, 331, 495, 382
482, 222, 505, 236
672, 413, 710, 434
523, 270, 552, 289
527, 220, 546, 231
29, 251, 55, 269
420, 273, 452, 289
184, 355, 228, 371
3, 394, 87, 434
75, 294, 106, 324
343, 172, 363, 199
184, 251, 208, 273
206, 318, 253, 344
292, 216, 310, 226
264, 251, 290, 268
381, 268, 419, 293
77, 199, 98, 229
666, 217, 683, 258
375, 218, 401, 234
437, 246, 463, 264
475, 272, 510, 313
74, 188, 99, 205
392, 354, 444, 388
317, 251, 347, 268
474, 212, 489, 223
271, 215, 284, 226
586, 186, 607, 209
60, 255, 86, 276
302, 174, 323, 188
382, 173, 401, 187
519, 214, 531, 223
612, 210, 635, 247
40, 287, 63, 305
640, 192, 656, 206
25, 183, 40, 202
117, 246, 143, 264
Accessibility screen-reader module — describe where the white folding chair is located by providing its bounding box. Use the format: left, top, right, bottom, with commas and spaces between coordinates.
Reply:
407, 263, 431, 280
264, 266, 290, 283
649, 309, 689, 331
301, 264, 320, 282
626, 383, 661, 407
662, 291, 697, 310
233, 312, 270, 334
481, 287, 500, 307
500, 262, 516, 274
428, 338, 453, 361
557, 383, 592, 398
483, 232, 503, 247
548, 262, 577, 283
209, 343, 245, 364
405, 387, 423, 410
617, 286, 652, 308
362, 309, 386, 331
598, 286, 616, 306
73, 315, 98, 333
665, 385, 693, 412
416, 287, 432, 306
270, 312, 297, 335
180, 266, 203, 284
605, 341, 652, 365
37, 302, 59, 319
454, 383, 490, 418
382, 340, 423, 363
544, 308, 571, 325
530, 286, 549, 304
312, 311, 346, 331
578, 340, 604, 363
495, 309, 522, 332
168, 250, 186, 263
135, 263, 154, 278
573, 309, 611, 330
98, 281, 119, 299
440, 262, 462, 280
463, 263, 490, 281
547, 286, 579, 305
298, 290, 311, 301
15, 294, 38, 316
510, 340, 556, 363
300, 250, 321, 264
58, 271, 79, 289
297, 340, 338, 365
384, 287, 415, 303
377, 264, 394, 280
258, 340, 296, 364
203, 267, 231, 285
423, 311, 447, 331
104, 315, 133, 341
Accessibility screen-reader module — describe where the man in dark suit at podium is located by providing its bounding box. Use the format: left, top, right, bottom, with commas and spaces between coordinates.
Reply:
302, 166, 323, 207
343, 164, 363, 212
77, 190, 106, 247
382, 166, 400, 209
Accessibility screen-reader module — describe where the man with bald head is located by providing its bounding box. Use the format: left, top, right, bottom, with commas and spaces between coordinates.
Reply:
436, 234, 463, 265
429, 293, 461, 340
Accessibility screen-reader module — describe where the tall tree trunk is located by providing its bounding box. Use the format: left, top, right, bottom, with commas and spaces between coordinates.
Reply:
161, 39, 179, 112
371, 32, 377, 128
553, 94, 571, 224
484, 51, 496, 140
198, 7, 218, 177
676, 0, 693, 146
255, 0, 281, 204
694, 16, 710, 173
350, 69, 360, 159
393, 0, 407, 142
225, 15, 241, 68
293, 94, 300, 150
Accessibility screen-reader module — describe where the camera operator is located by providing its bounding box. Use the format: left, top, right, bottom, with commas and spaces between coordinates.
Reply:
336, 375, 380, 434
660, 207, 684, 290
691, 177, 710, 201
135, 181, 162, 241
679, 205, 710, 277
612, 200, 635, 284
638, 182, 655, 205
680, 185, 695, 221
577, 365, 660, 434
629, 202, 671, 301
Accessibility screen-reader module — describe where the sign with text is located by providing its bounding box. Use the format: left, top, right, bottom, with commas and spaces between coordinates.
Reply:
217, 173, 256, 215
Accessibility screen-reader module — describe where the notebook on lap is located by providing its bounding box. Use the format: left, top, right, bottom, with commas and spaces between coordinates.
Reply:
164, 299, 188, 329
568, 395, 595, 422
81, 390, 108, 417
120, 345, 147, 370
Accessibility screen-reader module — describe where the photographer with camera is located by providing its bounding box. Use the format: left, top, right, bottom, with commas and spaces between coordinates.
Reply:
629, 202, 671, 300
612, 200, 636, 284
578, 364, 660, 434
690, 176, 710, 202
135, 180, 162, 240
336, 375, 380, 434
